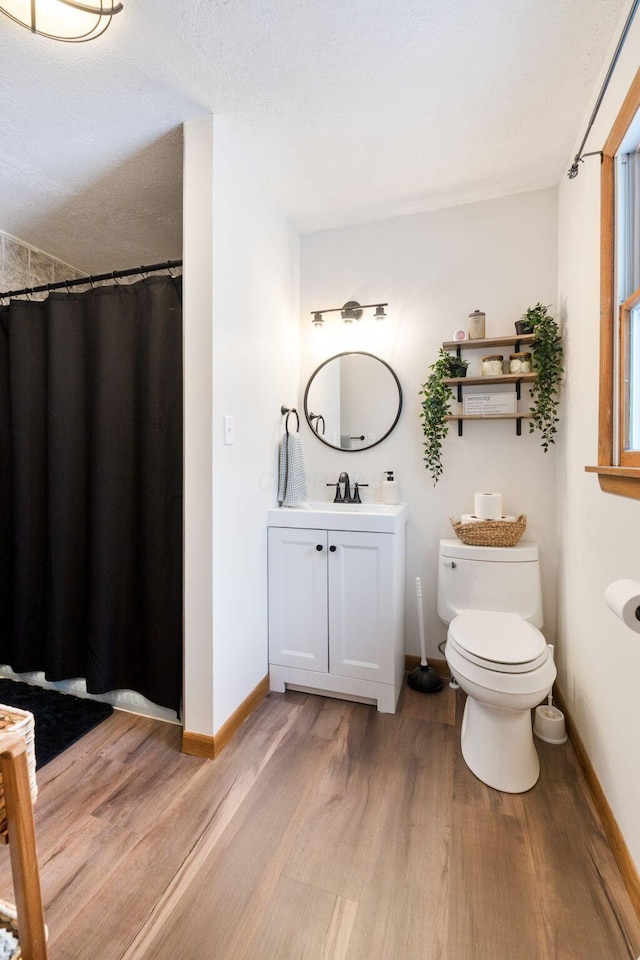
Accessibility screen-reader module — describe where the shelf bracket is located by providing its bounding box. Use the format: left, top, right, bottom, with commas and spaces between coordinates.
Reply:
516, 417, 522, 436
457, 419, 463, 437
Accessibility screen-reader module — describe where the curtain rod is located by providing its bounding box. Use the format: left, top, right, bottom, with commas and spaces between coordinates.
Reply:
569, 0, 640, 178
0, 259, 183, 301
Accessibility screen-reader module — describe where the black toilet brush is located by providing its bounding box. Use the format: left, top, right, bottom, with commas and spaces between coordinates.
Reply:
407, 577, 443, 694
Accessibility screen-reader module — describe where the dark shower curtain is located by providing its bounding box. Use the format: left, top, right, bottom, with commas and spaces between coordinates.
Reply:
0, 275, 183, 714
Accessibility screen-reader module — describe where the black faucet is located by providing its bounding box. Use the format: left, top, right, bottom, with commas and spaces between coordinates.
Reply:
338, 472, 351, 502
326, 473, 368, 503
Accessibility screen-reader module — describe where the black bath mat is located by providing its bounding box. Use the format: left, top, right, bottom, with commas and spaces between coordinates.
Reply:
0, 679, 114, 768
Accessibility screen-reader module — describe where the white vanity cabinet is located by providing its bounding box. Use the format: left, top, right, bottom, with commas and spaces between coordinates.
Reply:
267, 504, 407, 713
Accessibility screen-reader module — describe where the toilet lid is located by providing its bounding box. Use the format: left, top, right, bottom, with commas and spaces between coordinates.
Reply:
448, 610, 548, 673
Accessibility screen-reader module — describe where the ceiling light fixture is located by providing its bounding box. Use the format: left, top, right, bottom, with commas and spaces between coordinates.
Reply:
0, 0, 123, 42
310, 300, 388, 327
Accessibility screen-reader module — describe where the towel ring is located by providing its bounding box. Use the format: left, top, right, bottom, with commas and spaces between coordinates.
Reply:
309, 412, 325, 436
281, 405, 299, 434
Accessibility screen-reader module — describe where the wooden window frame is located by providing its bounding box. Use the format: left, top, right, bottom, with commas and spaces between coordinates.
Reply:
586, 66, 640, 498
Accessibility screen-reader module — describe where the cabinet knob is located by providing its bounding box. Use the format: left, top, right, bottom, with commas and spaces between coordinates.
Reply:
316, 544, 323, 551
329, 545, 337, 552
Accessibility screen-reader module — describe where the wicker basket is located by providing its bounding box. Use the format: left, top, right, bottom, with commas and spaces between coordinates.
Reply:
0, 899, 20, 959
0, 706, 37, 832
450, 514, 527, 547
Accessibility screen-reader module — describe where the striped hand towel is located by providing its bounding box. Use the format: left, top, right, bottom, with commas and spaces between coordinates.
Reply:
277, 432, 308, 506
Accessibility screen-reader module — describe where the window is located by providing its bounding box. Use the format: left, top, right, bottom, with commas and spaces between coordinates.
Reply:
620, 290, 640, 465
587, 67, 640, 497
616, 139, 640, 467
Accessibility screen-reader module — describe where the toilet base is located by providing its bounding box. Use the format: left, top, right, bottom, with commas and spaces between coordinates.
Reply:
461, 696, 540, 793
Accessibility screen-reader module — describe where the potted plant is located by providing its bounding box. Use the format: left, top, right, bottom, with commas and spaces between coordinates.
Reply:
515, 302, 547, 335
526, 305, 563, 451
419, 349, 468, 484
447, 355, 469, 378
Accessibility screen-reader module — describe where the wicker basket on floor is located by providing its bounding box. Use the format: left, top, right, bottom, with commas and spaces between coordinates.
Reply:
0, 899, 21, 959
450, 514, 527, 547
0, 707, 37, 831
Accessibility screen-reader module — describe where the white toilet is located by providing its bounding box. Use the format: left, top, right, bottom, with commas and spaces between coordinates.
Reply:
437, 538, 556, 793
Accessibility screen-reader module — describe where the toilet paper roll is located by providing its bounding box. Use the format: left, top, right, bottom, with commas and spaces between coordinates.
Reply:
605, 579, 640, 633
473, 492, 503, 520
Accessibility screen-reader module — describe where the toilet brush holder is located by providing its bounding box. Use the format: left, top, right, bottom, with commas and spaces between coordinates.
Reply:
533, 704, 567, 744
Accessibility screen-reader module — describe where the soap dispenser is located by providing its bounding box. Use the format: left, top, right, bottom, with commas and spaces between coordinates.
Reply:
382, 471, 399, 505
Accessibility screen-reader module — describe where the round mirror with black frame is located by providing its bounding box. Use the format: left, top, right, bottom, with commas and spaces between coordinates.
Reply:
303, 351, 402, 451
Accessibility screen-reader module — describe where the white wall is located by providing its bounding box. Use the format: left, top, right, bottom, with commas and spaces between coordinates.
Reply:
183, 116, 215, 736
300, 188, 559, 660
183, 116, 300, 737
210, 119, 300, 732
557, 8, 640, 873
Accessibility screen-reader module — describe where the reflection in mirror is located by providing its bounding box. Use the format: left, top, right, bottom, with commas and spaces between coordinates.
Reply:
303, 352, 402, 451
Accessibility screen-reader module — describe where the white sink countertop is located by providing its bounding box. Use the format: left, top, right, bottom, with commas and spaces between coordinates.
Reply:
267, 500, 408, 533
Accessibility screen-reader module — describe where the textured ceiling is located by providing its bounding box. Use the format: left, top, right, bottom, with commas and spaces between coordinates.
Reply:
0, 0, 629, 273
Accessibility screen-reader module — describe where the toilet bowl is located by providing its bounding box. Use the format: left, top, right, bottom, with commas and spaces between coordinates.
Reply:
445, 610, 556, 792
437, 539, 555, 793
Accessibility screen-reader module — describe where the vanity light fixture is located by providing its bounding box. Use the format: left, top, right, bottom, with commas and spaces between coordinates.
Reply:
309, 300, 389, 327
341, 301, 363, 323
0, 0, 123, 42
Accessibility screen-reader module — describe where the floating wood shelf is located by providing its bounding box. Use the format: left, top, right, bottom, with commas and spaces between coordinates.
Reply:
443, 373, 537, 387
446, 412, 532, 436
442, 334, 535, 350
442, 334, 537, 436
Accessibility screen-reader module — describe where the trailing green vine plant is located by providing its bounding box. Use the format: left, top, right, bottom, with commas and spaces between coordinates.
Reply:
419, 349, 468, 484
524, 303, 564, 451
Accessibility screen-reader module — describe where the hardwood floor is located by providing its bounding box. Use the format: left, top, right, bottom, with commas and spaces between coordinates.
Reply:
1, 683, 639, 959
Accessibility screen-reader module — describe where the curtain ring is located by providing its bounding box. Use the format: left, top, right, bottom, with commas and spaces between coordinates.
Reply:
112, 271, 120, 285
89, 276, 95, 290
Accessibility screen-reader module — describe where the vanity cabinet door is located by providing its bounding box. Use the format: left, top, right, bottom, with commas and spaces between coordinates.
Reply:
268, 527, 329, 672
327, 530, 394, 683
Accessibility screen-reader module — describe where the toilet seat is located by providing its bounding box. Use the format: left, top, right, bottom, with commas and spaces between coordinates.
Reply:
448, 610, 548, 674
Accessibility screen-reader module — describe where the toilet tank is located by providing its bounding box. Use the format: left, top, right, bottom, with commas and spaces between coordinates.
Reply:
437, 539, 543, 628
